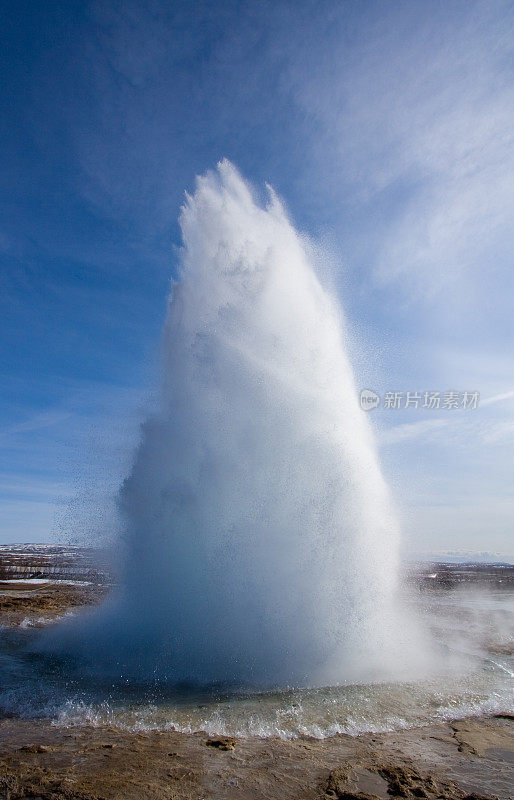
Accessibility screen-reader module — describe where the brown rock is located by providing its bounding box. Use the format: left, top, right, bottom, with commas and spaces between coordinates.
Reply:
205, 736, 237, 751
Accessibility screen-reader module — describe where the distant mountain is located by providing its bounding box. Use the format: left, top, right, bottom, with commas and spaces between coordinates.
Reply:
407, 549, 513, 565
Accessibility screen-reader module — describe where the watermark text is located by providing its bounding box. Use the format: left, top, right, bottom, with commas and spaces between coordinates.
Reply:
360, 390, 479, 411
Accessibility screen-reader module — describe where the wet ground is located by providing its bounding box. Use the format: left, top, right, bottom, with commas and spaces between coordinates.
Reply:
0, 547, 512, 799
0, 711, 512, 799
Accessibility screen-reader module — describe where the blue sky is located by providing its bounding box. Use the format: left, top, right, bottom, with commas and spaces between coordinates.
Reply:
1, 0, 513, 558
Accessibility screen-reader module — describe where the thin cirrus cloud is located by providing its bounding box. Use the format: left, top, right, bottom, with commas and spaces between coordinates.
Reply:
285, 1, 514, 300
379, 419, 449, 447
379, 397, 514, 448
481, 390, 514, 407
0, 411, 72, 444
380, 415, 514, 450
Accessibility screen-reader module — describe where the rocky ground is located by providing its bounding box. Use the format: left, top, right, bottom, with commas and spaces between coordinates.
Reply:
0, 713, 512, 800
0, 568, 512, 800
0, 582, 106, 628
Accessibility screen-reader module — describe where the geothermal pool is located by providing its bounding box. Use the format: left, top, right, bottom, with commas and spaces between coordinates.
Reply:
0, 562, 512, 738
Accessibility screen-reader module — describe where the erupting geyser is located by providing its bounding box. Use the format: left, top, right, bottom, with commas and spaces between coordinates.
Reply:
51, 161, 424, 687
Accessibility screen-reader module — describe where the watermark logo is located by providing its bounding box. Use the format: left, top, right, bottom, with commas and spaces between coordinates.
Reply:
359, 389, 380, 411
359, 390, 480, 411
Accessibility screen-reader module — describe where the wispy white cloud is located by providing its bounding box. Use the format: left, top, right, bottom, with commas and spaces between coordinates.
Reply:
482, 389, 514, 406
479, 419, 514, 444
380, 407, 514, 448
0, 410, 71, 443
379, 418, 449, 445
287, 1, 514, 299
0, 474, 73, 501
